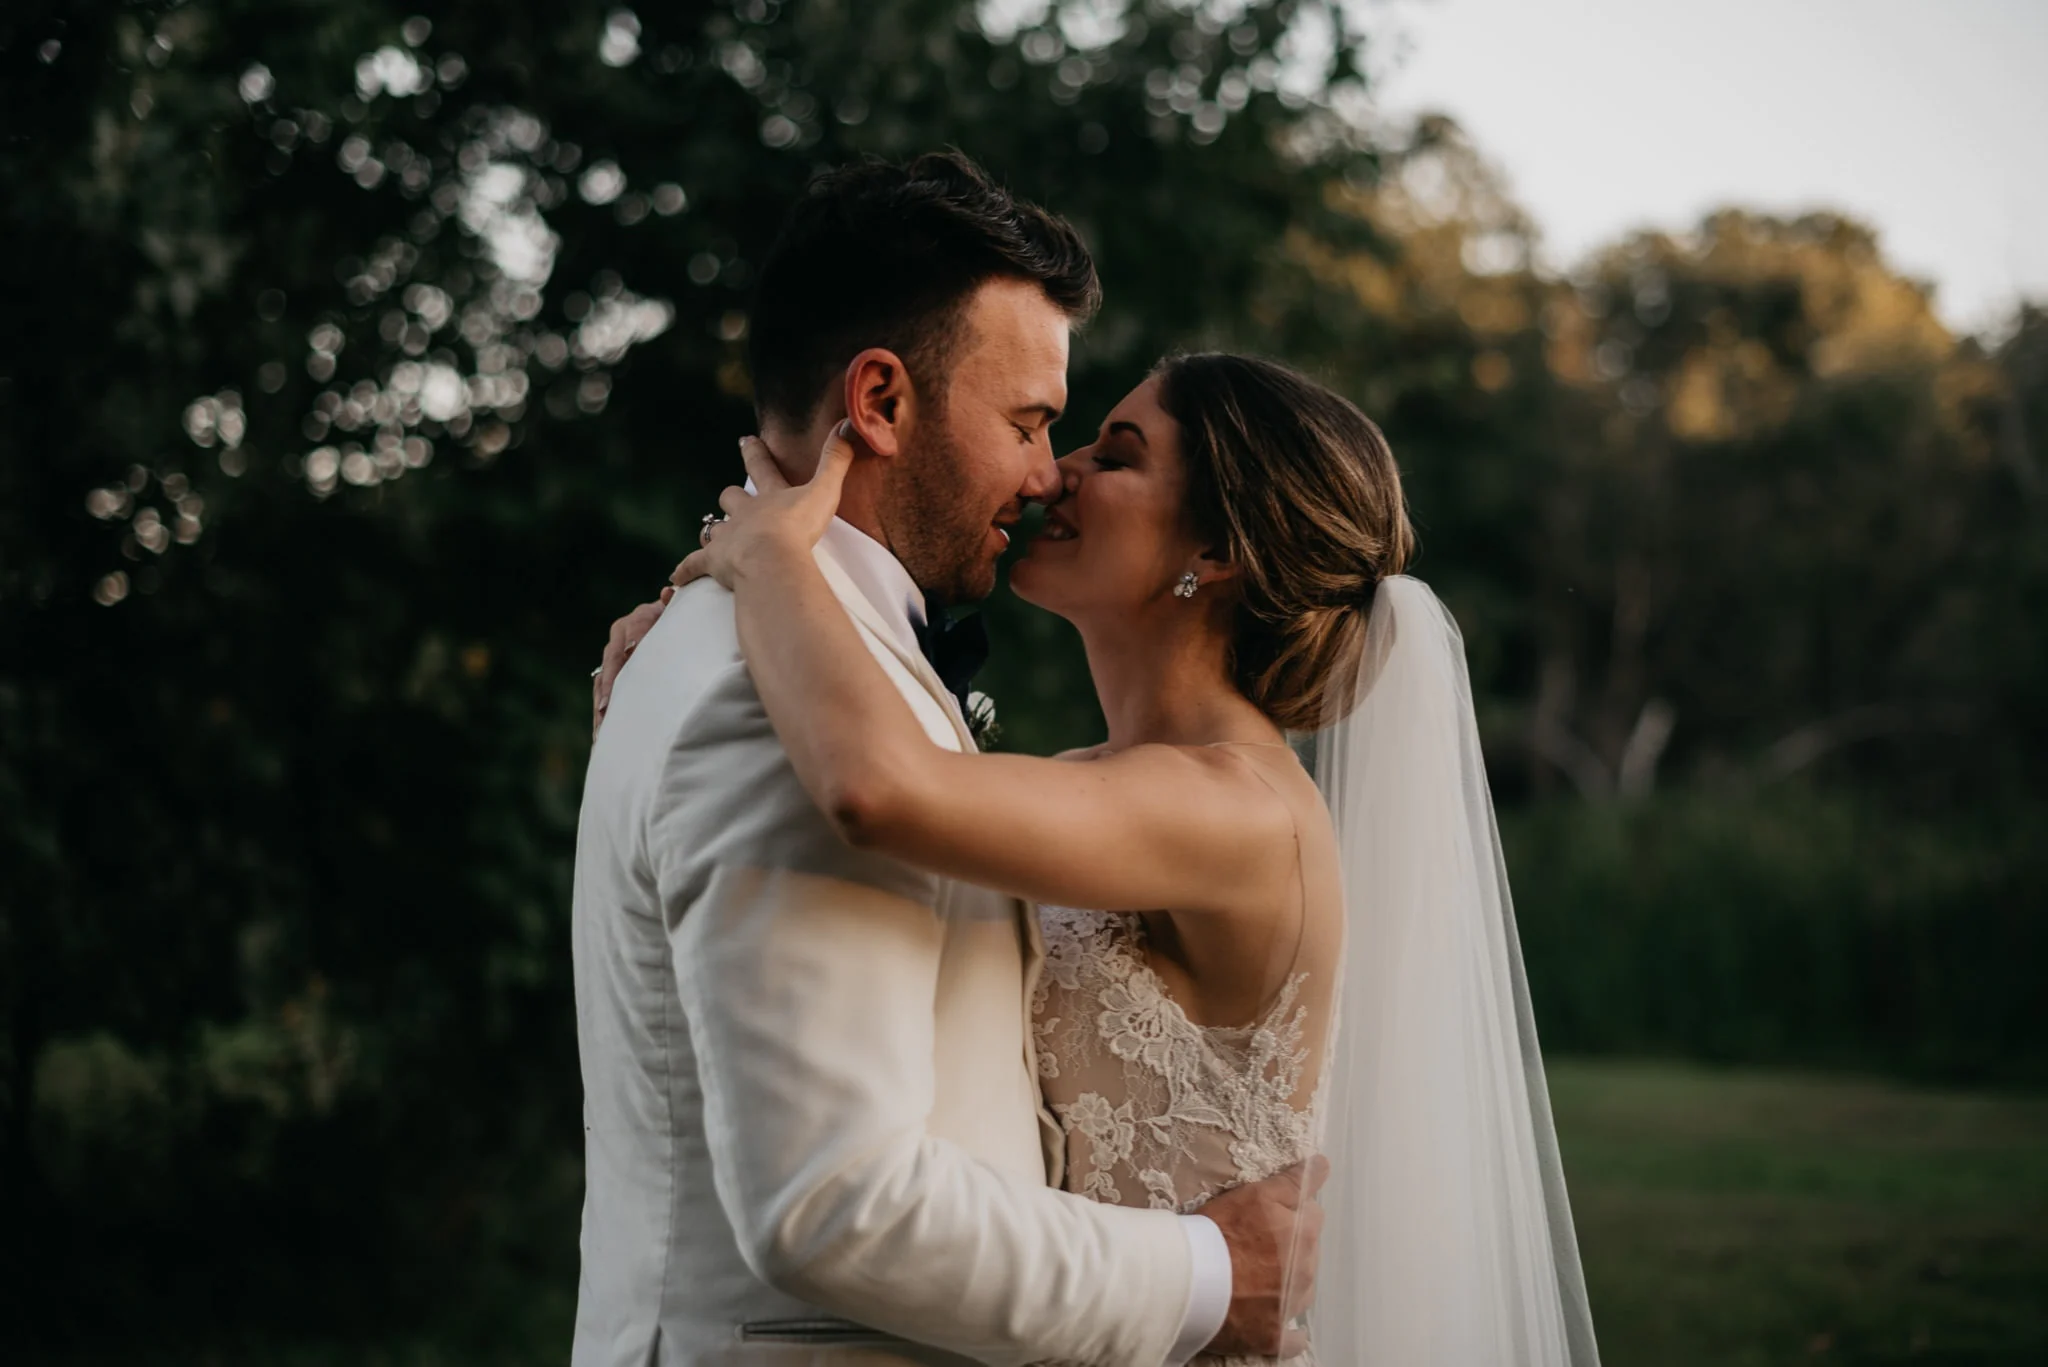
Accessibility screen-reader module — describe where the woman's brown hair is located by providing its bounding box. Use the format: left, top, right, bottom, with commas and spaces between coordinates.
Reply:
1154, 353, 1416, 731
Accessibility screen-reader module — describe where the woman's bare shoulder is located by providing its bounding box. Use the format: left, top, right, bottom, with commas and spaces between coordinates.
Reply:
1051, 742, 1114, 763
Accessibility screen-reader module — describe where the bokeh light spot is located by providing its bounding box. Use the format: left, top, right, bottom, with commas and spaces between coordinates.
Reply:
600, 10, 642, 68
578, 161, 626, 206
239, 63, 275, 104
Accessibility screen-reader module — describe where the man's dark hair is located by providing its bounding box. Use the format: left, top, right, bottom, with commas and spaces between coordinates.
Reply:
746, 150, 1101, 424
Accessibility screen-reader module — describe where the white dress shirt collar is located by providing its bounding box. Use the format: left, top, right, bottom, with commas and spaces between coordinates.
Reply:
743, 473, 926, 657
817, 516, 927, 659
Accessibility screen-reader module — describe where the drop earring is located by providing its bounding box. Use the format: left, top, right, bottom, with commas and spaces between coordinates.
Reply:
1173, 571, 1200, 600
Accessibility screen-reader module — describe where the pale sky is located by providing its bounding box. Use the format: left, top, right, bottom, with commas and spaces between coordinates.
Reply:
1368, 0, 2048, 334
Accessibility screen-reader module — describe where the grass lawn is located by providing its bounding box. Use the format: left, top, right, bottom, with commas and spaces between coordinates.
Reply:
1549, 1058, 2048, 1366
38, 1058, 2044, 1365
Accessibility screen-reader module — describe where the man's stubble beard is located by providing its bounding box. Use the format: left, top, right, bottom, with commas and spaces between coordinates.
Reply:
883, 418, 1001, 609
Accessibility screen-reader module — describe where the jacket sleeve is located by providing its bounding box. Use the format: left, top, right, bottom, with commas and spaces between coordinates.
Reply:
648, 665, 1195, 1367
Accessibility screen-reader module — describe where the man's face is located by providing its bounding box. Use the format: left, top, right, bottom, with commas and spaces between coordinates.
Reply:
884, 277, 1068, 606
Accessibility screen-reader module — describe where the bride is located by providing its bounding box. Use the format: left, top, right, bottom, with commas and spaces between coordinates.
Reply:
600, 352, 1599, 1365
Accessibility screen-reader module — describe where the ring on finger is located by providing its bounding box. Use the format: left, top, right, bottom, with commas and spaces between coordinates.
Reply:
699, 512, 724, 547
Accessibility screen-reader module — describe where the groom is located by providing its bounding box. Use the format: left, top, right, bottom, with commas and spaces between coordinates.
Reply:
572, 153, 1320, 1367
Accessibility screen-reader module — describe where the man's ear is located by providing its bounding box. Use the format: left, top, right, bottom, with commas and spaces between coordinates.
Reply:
842, 348, 917, 458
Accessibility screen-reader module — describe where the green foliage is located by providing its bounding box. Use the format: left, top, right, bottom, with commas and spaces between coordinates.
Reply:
1507, 792, 2048, 1085
0, 0, 1381, 1351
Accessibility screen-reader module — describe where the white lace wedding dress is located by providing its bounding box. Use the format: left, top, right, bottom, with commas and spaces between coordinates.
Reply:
1026, 581, 1601, 1367
1033, 904, 1325, 1366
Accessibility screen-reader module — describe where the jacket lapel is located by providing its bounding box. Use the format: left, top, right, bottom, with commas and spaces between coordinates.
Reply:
812, 545, 976, 753
813, 540, 1062, 1184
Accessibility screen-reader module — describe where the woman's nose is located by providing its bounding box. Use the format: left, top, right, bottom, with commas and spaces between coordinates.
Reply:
1054, 454, 1083, 496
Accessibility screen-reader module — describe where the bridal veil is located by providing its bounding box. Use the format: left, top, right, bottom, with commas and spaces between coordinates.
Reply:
1298, 575, 1600, 1365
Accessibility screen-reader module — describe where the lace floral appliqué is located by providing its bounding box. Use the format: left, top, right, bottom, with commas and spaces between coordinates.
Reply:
1032, 906, 1315, 1219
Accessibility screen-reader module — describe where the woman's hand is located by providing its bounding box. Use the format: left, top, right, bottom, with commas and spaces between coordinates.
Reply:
593, 424, 856, 737
670, 425, 856, 592
592, 589, 672, 736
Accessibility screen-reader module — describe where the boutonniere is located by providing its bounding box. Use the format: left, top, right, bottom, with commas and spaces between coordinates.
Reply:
964, 690, 1002, 751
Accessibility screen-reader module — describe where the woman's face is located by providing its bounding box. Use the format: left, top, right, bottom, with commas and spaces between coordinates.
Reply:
1010, 373, 1207, 622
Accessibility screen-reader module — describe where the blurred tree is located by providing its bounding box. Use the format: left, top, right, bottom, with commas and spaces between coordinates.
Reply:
1261, 125, 2045, 811
0, 0, 1382, 1354
1236, 123, 2047, 1084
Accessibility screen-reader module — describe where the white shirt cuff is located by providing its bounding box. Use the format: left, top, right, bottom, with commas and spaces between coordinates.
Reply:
1168, 1213, 1232, 1365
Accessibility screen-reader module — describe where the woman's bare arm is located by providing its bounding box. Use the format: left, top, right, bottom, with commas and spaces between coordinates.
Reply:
672, 430, 1296, 916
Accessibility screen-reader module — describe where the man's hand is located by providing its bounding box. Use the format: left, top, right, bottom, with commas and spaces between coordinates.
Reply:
1201, 1156, 1329, 1358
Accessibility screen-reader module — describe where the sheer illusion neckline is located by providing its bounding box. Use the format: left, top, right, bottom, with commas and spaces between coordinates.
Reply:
1076, 739, 1291, 759
1117, 914, 1307, 1039
1032, 903, 1324, 1246
1057, 735, 1312, 1027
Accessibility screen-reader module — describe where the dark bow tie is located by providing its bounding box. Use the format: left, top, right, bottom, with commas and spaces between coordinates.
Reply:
911, 608, 988, 712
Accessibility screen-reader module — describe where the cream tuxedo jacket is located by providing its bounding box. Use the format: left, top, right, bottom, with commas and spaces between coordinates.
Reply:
570, 538, 1193, 1367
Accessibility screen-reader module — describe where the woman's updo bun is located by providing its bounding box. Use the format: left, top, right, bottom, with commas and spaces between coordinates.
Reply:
1154, 353, 1415, 731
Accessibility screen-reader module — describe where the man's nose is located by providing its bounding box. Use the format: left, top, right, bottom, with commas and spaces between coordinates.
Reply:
1020, 443, 1063, 504
1025, 452, 1078, 506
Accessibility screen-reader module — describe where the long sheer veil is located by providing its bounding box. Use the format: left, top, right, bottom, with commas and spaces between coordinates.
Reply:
1300, 575, 1600, 1365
